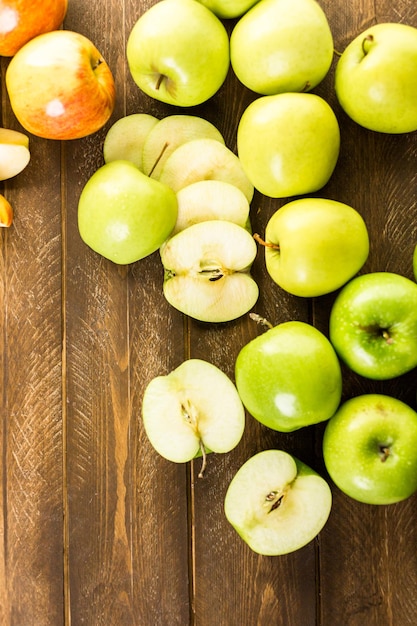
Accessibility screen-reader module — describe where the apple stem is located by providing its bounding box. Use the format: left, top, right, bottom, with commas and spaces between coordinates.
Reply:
362, 34, 374, 56
253, 233, 279, 251
155, 73, 165, 91
382, 330, 394, 345
249, 313, 274, 330
198, 441, 207, 478
379, 446, 390, 462
148, 141, 169, 177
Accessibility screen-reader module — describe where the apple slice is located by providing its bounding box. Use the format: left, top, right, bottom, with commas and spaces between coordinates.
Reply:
142, 114, 225, 179
103, 113, 159, 170
0, 195, 13, 227
159, 138, 255, 203
172, 179, 251, 236
224, 449, 332, 556
142, 358, 245, 476
0, 127, 30, 180
160, 220, 259, 323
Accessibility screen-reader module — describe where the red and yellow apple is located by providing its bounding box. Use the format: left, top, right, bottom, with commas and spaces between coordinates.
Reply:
0, 0, 68, 57
6, 30, 116, 140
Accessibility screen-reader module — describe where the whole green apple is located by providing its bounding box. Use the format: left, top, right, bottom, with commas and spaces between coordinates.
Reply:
259, 198, 369, 297
237, 93, 340, 198
197, 0, 259, 19
78, 160, 178, 265
126, 0, 230, 107
224, 449, 332, 555
323, 394, 417, 505
335, 23, 417, 133
230, 0, 333, 95
235, 320, 342, 432
329, 272, 417, 380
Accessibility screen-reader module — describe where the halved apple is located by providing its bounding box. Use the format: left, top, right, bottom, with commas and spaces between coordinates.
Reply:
142, 358, 245, 476
160, 220, 259, 323
0, 127, 30, 180
0, 195, 13, 227
103, 113, 159, 170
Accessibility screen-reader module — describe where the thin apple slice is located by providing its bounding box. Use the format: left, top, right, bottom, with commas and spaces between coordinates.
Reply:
160, 220, 258, 323
172, 179, 251, 236
103, 113, 159, 170
224, 449, 332, 556
0, 127, 30, 180
142, 358, 245, 475
0, 195, 13, 227
142, 114, 225, 179
159, 137, 254, 203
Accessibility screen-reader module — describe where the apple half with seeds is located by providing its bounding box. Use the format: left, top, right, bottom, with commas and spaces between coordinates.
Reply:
224, 449, 332, 555
142, 358, 245, 476
160, 220, 259, 323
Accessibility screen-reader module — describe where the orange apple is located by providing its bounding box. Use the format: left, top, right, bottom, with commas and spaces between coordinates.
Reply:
0, 0, 68, 57
6, 30, 116, 140
0, 195, 13, 227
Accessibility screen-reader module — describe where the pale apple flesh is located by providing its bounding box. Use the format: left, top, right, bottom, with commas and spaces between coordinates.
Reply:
0, 127, 30, 180
224, 449, 332, 556
161, 220, 259, 323
142, 359, 245, 473
103, 113, 159, 170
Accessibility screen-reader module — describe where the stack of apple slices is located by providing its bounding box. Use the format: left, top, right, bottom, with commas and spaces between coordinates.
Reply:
102, 112, 259, 323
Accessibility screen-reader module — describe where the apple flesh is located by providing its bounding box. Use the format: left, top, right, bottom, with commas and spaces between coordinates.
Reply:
0, 127, 30, 180
260, 198, 369, 297
142, 358, 245, 476
335, 23, 417, 133
224, 449, 332, 556
126, 0, 230, 107
237, 92, 340, 198
103, 113, 159, 170
323, 394, 417, 505
235, 320, 342, 432
0, 0, 68, 56
78, 160, 178, 265
329, 272, 417, 380
6, 30, 116, 140
160, 220, 259, 323
230, 0, 334, 95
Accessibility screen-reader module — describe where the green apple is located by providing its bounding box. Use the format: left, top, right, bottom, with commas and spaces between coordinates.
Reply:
224, 449, 332, 555
159, 138, 254, 203
160, 220, 258, 323
235, 320, 342, 432
173, 180, 250, 236
335, 23, 417, 134
237, 93, 340, 198
197, 0, 260, 19
329, 272, 417, 380
142, 358, 245, 476
142, 114, 225, 179
323, 394, 417, 505
78, 160, 177, 265
126, 0, 230, 107
257, 198, 369, 297
230, 0, 333, 95
413, 244, 417, 282
0, 127, 30, 180
103, 113, 159, 170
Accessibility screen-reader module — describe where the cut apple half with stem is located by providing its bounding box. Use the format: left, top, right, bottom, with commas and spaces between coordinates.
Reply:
142, 114, 225, 179
224, 449, 332, 556
158, 137, 254, 203
0, 128, 30, 180
103, 113, 159, 170
142, 358, 246, 477
172, 179, 251, 236
160, 220, 259, 323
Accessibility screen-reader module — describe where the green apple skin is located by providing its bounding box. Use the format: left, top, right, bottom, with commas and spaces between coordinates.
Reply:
263, 198, 369, 297
224, 449, 332, 556
126, 0, 230, 107
323, 394, 417, 505
197, 0, 260, 19
235, 321, 342, 432
237, 93, 340, 198
335, 23, 417, 134
413, 244, 417, 282
329, 272, 417, 380
78, 160, 178, 265
230, 0, 333, 95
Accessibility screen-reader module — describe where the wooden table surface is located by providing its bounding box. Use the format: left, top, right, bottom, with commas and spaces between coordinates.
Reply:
1, 1, 417, 624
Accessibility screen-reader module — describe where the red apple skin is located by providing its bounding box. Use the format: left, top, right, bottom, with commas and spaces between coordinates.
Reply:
6, 30, 116, 140
0, 0, 68, 57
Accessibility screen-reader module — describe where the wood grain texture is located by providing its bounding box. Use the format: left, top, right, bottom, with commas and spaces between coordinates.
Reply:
1, 0, 417, 625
